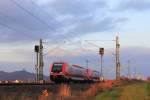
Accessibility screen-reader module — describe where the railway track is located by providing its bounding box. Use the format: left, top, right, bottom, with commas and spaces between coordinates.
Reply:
0, 80, 102, 86
0, 83, 55, 86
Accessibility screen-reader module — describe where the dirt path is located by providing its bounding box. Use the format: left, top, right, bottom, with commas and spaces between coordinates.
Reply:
119, 83, 150, 100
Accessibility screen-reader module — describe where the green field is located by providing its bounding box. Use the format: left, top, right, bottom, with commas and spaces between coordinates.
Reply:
95, 82, 150, 100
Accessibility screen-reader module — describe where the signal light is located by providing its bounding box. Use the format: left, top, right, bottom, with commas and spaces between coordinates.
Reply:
35, 45, 39, 52
99, 48, 104, 55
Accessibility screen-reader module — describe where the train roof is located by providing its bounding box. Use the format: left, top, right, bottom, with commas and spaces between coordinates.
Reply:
93, 70, 100, 73
72, 64, 86, 69
53, 62, 67, 64
52, 62, 86, 69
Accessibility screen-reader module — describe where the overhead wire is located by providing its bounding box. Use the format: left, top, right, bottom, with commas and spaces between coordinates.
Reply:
0, 11, 37, 31
0, 0, 66, 44
30, 0, 53, 20
7, 0, 88, 57
0, 0, 87, 46
30, 0, 75, 43
0, 20, 34, 39
10, 0, 53, 30
29, 0, 79, 43
19, 0, 74, 43
29, 0, 73, 42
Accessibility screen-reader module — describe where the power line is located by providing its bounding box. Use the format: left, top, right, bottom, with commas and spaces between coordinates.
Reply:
0, 12, 36, 30
33, 0, 79, 41
30, 0, 77, 43
30, 0, 53, 20
9, 0, 84, 53
127, 60, 131, 79
12, 0, 76, 44
0, 21, 34, 39
9, 0, 53, 30
29, 0, 77, 43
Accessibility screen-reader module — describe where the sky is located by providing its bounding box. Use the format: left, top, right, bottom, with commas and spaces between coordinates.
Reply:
0, 0, 150, 79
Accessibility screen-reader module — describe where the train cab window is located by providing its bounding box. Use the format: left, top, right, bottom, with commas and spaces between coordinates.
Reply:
52, 63, 63, 72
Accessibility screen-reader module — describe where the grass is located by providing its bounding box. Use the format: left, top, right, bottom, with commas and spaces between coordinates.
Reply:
147, 82, 150, 96
94, 88, 121, 100
94, 82, 150, 100
0, 82, 150, 100
119, 83, 149, 100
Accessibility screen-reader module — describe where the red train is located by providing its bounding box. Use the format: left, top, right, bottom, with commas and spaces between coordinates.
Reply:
50, 62, 100, 83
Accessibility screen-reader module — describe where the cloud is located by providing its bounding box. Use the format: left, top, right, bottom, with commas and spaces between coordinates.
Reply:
0, 0, 61, 43
0, 46, 150, 78
0, 0, 149, 79
0, 48, 34, 63
117, 0, 150, 11
0, 0, 129, 77
0, 0, 127, 43
65, 17, 127, 36
44, 0, 106, 15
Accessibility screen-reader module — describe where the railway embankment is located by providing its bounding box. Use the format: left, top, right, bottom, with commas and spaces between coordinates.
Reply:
95, 81, 150, 100
0, 80, 146, 100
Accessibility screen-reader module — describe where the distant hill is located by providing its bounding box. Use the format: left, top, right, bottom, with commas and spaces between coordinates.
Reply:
0, 70, 49, 81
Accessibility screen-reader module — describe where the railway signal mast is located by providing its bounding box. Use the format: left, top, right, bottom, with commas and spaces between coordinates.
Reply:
99, 48, 104, 81
34, 39, 44, 83
85, 35, 121, 80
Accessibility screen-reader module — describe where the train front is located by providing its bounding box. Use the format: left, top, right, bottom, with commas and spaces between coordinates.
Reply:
50, 62, 66, 83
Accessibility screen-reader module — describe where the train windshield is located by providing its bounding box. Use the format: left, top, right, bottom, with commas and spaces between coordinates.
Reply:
52, 63, 63, 72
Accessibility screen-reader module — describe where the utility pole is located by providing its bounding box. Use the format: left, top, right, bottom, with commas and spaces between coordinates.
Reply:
86, 60, 89, 69
134, 66, 137, 79
39, 39, 44, 82
127, 60, 131, 79
34, 39, 44, 83
85, 36, 121, 80
116, 36, 120, 80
